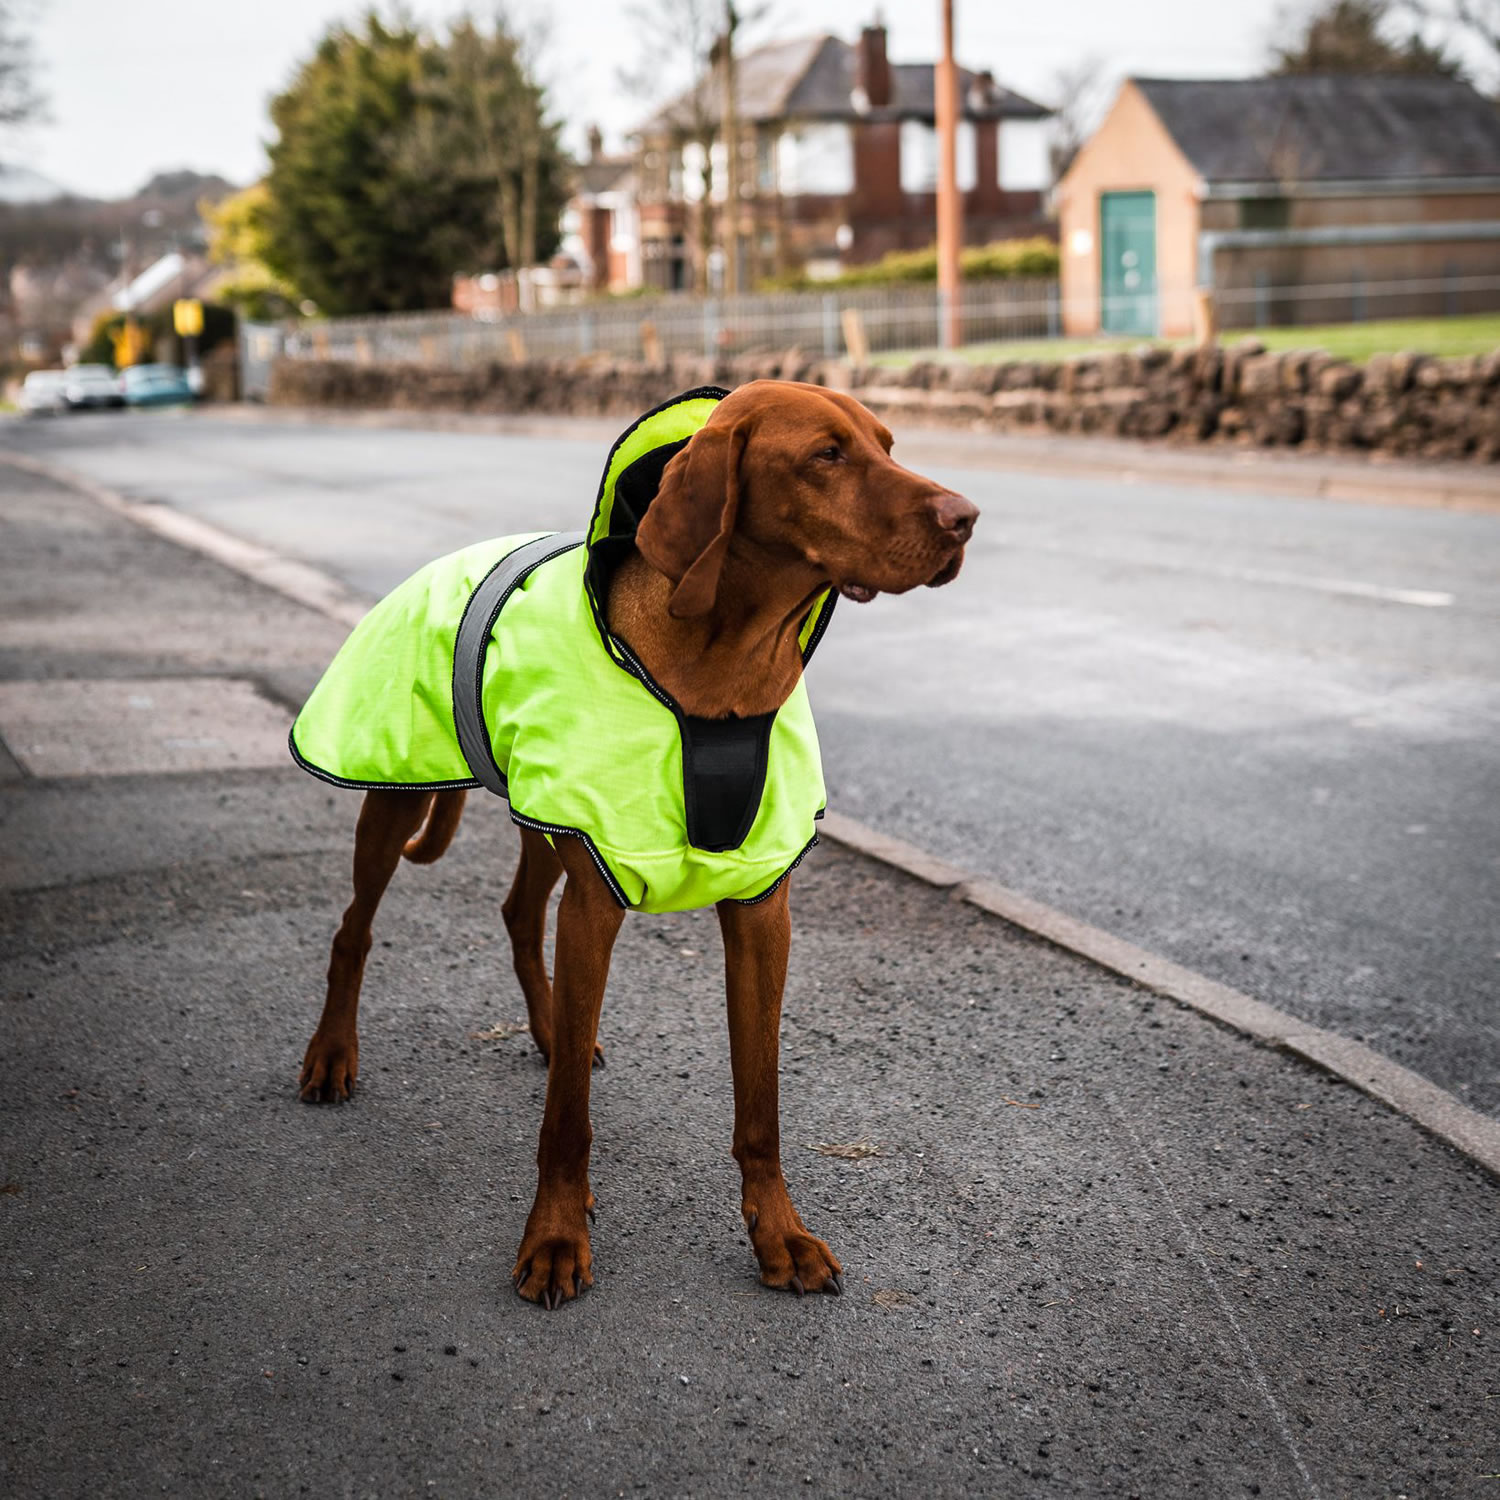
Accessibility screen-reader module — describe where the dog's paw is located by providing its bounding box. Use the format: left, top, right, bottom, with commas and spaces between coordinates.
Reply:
299, 1030, 358, 1103
745, 1203, 843, 1297
512, 1200, 593, 1310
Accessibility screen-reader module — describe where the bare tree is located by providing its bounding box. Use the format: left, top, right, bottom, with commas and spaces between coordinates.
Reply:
1402, 0, 1500, 83
0, 0, 46, 127
1048, 55, 1108, 180
620, 0, 719, 289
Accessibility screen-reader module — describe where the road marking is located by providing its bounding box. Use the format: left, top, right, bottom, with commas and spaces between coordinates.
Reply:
7, 446, 1497, 1182
1017, 538, 1458, 608
1225, 565, 1454, 608
1110, 1101, 1324, 1500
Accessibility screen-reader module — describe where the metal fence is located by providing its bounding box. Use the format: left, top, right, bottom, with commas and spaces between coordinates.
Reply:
275, 280, 1061, 369
246, 271, 1500, 393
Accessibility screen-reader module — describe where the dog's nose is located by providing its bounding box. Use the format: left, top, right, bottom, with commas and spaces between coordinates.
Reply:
931, 492, 978, 544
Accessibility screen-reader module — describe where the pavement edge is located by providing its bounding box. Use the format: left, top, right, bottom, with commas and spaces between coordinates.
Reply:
6, 444, 1497, 1181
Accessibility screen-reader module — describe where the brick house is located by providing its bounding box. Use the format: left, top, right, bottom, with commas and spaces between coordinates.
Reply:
1057, 75, 1500, 338
629, 23, 1053, 292
557, 126, 641, 295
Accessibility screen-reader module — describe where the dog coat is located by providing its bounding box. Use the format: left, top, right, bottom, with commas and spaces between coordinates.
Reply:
290, 387, 837, 914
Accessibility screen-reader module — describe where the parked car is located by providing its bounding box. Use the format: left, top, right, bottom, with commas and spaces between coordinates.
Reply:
63, 363, 125, 409
18, 369, 69, 416
121, 363, 194, 408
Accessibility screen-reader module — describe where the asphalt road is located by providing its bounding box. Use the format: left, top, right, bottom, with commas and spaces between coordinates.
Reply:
4, 409, 1498, 1123
3, 462, 1497, 1498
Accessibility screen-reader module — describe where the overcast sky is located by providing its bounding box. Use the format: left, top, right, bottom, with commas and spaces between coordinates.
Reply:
9, 0, 1490, 200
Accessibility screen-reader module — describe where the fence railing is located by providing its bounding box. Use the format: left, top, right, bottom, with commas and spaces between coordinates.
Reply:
278, 280, 1062, 369
243, 271, 1500, 399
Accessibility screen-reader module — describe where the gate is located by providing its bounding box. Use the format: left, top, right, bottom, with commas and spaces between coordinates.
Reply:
238, 321, 284, 402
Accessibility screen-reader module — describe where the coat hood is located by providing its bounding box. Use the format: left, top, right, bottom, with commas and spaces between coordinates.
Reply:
582, 385, 836, 666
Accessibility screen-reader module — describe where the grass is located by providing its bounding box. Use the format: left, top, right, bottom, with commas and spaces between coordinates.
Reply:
871, 311, 1500, 368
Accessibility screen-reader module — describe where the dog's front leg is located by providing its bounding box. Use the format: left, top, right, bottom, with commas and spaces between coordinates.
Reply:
718, 884, 843, 1296
512, 836, 624, 1309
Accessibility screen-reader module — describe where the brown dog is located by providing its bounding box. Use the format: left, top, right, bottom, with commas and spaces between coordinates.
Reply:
298, 380, 976, 1307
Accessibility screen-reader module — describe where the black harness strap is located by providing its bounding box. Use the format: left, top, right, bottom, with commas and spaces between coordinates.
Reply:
451, 531, 585, 795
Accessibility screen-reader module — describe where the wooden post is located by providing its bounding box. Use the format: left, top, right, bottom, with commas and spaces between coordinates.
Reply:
935, 0, 963, 352
840, 307, 870, 366
506, 327, 528, 363
640, 320, 663, 365
1192, 288, 1218, 348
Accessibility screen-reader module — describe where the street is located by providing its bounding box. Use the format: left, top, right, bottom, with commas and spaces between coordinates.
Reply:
6, 408, 1498, 1116
2, 458, 1495, 1497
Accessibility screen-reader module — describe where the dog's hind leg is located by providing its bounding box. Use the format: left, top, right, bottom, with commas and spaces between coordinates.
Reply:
300, 788, 433, 1103
501, 826, 604, 1070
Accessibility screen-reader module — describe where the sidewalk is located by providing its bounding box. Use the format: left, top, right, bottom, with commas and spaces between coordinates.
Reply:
2, 462, 1496, 1498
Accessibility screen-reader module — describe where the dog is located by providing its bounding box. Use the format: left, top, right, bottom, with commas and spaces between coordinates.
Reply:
291, 380, 977, 1308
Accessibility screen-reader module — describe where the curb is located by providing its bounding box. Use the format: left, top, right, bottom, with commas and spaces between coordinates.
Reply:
817, 812, 1500, 1181
0, 448, 369, 629
6, 444, 1497, 1181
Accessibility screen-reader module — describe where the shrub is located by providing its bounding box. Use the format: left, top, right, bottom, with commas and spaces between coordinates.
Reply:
764, 237, 1059, 291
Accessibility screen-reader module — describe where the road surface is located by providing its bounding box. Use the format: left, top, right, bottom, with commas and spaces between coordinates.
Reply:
5, 408, 1498, 1120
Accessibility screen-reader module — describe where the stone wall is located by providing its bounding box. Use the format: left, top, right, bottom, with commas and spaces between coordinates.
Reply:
268, 339, 1500, 462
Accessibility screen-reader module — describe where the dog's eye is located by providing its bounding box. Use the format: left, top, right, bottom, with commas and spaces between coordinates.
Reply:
815, 445, 842, 463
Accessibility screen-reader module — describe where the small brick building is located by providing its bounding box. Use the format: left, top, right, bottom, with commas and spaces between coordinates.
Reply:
1057, 75, 1500, 337
629, 23, 1053, 292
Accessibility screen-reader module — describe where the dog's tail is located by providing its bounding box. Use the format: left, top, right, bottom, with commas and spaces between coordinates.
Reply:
402, 789, 468, 864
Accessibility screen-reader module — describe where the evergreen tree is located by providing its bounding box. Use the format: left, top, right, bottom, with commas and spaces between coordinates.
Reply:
1270, 0, 1468, 76
262, 14, 569, 316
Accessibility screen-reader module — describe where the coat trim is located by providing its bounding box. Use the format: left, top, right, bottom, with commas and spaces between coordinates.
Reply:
287, 726, 481, 793
727, 833, 820, 905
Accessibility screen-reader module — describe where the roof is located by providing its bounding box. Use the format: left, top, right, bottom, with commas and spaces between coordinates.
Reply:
575, 156, 633, 198
637, 33, 1049, 135
1133, 75, 1500, 184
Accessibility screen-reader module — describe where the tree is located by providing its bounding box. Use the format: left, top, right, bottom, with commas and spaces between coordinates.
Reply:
1403, 0, 1500, 85
621, 0, 721, 290
0, 0, 45, 127
418, 18, 568, 276
1269, 0, 1468, 75
1048, 56, 1108, 181
261, 13, 569, 317
202, 182, 303, 321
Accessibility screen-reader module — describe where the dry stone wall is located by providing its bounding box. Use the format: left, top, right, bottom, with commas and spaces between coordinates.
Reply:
268, 339, 1500, 462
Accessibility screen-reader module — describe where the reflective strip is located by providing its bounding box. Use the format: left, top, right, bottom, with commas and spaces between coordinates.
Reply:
451, 531, 586, 795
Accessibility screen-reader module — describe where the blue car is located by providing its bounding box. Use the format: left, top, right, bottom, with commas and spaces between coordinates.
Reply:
121, 363, 195, 408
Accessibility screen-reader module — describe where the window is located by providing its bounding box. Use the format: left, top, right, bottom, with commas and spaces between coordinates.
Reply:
776, 123, 854, 195
1240, 197, 1290, 230
900, 120, 975, 192
998, 119, 1051, 192
757, 132, 776, 193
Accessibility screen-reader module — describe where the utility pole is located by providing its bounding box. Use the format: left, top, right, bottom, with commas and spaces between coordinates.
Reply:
935, 0, 962, 351
717, 2, 744, 294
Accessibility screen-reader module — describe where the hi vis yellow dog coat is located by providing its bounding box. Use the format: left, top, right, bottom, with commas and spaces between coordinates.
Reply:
290, 387, 837, 914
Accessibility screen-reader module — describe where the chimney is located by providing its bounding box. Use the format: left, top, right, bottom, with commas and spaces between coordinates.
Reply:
855, 24, 891, 109
587, 124, 604, 161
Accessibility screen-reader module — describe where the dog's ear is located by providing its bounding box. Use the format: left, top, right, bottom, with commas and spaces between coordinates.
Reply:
634, 420, 747, 619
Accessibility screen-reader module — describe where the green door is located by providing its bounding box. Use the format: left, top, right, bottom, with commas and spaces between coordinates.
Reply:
1100, 191, 1157, 335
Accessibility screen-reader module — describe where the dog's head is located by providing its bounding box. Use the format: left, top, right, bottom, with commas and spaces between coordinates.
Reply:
634, 380, 978, 618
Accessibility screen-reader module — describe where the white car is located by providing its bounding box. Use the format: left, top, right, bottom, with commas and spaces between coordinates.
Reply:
18, 369, 68, 416
63, 363, 124, 409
